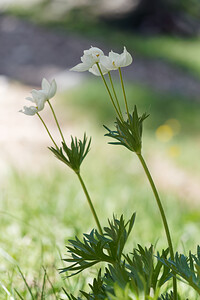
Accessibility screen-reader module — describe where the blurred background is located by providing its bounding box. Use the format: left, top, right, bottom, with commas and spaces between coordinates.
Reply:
0, 0, 200, 298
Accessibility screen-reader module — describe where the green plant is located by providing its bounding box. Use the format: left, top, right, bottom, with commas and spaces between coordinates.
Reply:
63, 214, 172, 300
19, 46, 200, 299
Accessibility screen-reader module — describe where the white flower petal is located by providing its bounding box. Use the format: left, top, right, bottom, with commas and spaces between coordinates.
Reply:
115, 47, 133, 68
84, 47, 104, 58
81, 54, 95, 66
122, 47, 133, 66
109, 50, 120, 62
100, 55, 116, 70
101, 47, 133, 71
89, 63, 108, 76
70, 62, 92, 72
20, 106, 38, 116
31, 89, 41, 102
41, 78, 50, 91
22, 78, 57, 117
31, 89, 45, 101
71, 46, 104, 72
37, 99, 46, 111
48, 79, 57, 99
30, 90, 46, 110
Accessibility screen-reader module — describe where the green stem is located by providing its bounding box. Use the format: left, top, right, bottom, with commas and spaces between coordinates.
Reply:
137, 153, 177, 300
76, 172, 103, 235
37, 113, 58, 149
96, 63, 123, 122
118, 67, 131, 123
108, 72, 123, 120
47, 100, 66, 144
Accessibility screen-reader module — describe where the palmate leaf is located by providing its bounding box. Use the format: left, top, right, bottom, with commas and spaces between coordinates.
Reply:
61, 230, 113, 277
61, 214, 136, 277
104, 106, 149, 154
158, 291, 174, 300
103, 213, 136, 262
61, 215, 175, 299
157, 246, 200, 295
49, 133, 91, 173
80, 270, 107, 300
125, 245, 171, 295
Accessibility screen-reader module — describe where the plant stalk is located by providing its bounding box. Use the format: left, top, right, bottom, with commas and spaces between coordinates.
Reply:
76, 172, 103, 235
37, 113, 58, 149
47, 100, 66, 144
108, 72, 123, 120
96, 63, 123, 122
137, 153, 177, 300
118, 67, 131, 124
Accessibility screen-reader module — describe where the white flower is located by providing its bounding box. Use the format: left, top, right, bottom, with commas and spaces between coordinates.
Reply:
41, 78, 57, 100
70, 46, 104, 72
20, 106, 38, 116
20, 78, 57, 116
89, 63, 108, 76
100, 47, 133, 71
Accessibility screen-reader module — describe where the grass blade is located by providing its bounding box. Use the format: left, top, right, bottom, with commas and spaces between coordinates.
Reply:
17, 266, 34, 300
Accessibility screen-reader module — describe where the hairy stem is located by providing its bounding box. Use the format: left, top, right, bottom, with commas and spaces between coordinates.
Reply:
47, 100, 66, 144
137, 153, 177, 300
37, 113, 58, 149
76, 172, 103, 235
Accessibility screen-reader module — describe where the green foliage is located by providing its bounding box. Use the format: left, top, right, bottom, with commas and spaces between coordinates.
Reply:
12, 266, 58, 300
62, 215, 175, 299
158, 291, 174, 300
125, 246, 171, 294
61, 213, 136, 276
104, 106, 149, 154
49, 134, 91, 173
158, 246, 200, 295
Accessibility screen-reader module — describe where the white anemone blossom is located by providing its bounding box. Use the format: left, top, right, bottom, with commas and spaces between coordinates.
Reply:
100, 47, 133, 71
70, 46, 104, 72
40, 78, 57, 101
20, 78, 57, 116
89, 63, 108, 76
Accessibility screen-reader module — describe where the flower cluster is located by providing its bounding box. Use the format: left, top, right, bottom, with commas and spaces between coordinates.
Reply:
20, 46, 132, 116
70, 46, 133, 76
20, 78, 57, 115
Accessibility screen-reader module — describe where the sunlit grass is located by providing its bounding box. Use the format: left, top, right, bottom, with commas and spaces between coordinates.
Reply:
1, 78, 200, 297
63, 78, 200, 171
1, 143, 200, 297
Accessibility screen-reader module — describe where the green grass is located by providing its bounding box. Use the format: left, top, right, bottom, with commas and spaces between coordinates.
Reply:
108, 34, 200, 78
63, 77, 200, 172
1, 5, 200, 297
1, 144, 200, 298
64, 78, 200, 131
1, 78, 200, 297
